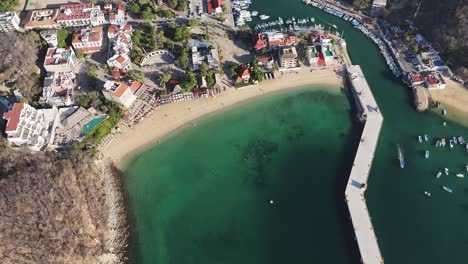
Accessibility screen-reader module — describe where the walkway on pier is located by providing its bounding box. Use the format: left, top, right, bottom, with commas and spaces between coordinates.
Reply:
345, 65, 384, 264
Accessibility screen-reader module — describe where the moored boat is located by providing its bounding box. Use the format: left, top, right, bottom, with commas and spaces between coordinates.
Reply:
259, 15, 270, 20
456, 173, 464, 178
398, 144, 404, 168
436, 140, 441, 147
466, 165, 468, 172
453, 136, 458, 144
424, 134, 429, 142
425, 150, 429, 159
441, 138, 446, 147
450, 140, 454, 149
251, 10, 258, 16
436, 171, 442, 179
459, 136, 465, 144
445, 168, 449, 175
443, 186, 453, 193
418, 135, 422, 143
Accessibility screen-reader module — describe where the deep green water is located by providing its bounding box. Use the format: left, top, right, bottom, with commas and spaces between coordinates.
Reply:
125, 1, 468, 263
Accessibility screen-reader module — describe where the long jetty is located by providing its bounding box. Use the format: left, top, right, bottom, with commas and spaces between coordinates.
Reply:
345, 65, 384, 264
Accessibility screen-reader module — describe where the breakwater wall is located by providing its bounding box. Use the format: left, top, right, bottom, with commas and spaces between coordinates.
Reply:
345, 65, 384, 264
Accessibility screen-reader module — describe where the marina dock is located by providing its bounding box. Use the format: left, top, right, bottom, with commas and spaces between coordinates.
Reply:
345, 65, 384, 264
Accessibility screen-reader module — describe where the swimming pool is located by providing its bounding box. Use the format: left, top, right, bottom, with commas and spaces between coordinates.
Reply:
82, 116, 107, 135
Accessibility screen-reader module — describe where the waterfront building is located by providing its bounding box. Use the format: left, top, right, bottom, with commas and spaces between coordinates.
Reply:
40, 30, 59, 48
0, 12, 21, 32
44, 47, 76, 73
253, 33, 268, 51
278, 46, 299, 70
56, 3, 106, 27
235, 64, 251, 83
107, 24, 133, 73
72, 26, 103, 54
2, 103, 58, 151
267, 32, 299, 48
102, 80, 142, 108
257, 55, 275, 69
190, 46, 220, 71
207, 0, 223, 14
39, 72, 76, 107
22, 9, 59, 30
50, 106, 106, 148
307, 46, 319, 65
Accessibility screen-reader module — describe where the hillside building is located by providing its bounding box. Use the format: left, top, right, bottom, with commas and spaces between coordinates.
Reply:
0, 12, 21, 32
43, 47, 76, 73
23, 9, 59, 29
102, 80, 142, 108
72, 26, 103, 53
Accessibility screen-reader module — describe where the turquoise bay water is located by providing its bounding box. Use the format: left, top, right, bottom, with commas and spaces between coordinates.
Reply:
125, 1, 468, 263
126, 88, 362, 263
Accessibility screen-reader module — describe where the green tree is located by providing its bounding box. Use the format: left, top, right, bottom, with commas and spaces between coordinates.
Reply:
206, 70, 215, 88
141, 6, 155, 20
229, 65, 238, 78
133, 30, 142, 46
199, 62, 209, 77
181, 71, 197, 91
353, 0, 370, 10
0, 0, 18, 11
177, 47, 190, 70
187, 19, 200, 28
250, 58, 263, 82
130, 3, 141, 14
158, 73, 172, 89
75, 49, 85, 59
128, 70, 145, 83
57, 28, 72, 48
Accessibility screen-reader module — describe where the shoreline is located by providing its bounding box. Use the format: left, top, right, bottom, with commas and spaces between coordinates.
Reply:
429, 80, 468, 128
101, 68, 344, 169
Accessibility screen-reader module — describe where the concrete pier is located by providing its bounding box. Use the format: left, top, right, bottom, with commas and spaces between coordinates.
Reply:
345, 65, 384, 264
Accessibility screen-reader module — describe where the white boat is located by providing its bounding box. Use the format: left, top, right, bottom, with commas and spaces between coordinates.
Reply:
245, 17, 252, 21
466, 165, 468, 172
443, 122, 447, 126
424, 191, 431, 197
425, 150, 430, 159
259, 15, 270, 20
441, 138, 446, 147
466, 143, 468, 150
436, 171, 442, 179
443, 186, 453, 193
450, 140, 454, 148
456, 174, 464, 178
435, 140, 441, 147
445, 168, 449, 175
418, 136, 422, 143
398, 144, 404, 169
453, 136, 458, 144
424, 134, 429, 142
251, 10, 258, 16
459, 136, 465, 144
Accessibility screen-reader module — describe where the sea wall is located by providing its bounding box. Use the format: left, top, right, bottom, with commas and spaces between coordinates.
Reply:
100, 159, 130, 263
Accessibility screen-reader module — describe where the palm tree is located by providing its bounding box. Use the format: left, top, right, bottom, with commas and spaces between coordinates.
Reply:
158, 74, 172, 89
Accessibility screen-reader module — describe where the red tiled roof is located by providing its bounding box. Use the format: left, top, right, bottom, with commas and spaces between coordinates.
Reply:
426, 75, 439, 85
116, 56, 126, 64
113, 82, 130, 98
3, 103, 24, 132
410, 73, 423, 83
207, 0, 222, 14
129, 81, 142, 93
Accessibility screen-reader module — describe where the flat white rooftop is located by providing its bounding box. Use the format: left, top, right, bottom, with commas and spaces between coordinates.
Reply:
345, 65, 384, 264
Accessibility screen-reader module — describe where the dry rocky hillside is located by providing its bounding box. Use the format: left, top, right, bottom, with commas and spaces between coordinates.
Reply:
387, 0, 468, 69
0, 139, 128, 263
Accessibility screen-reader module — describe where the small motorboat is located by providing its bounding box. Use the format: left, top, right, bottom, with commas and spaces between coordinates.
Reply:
424, 191, 431, 197
445, 168, 449, 175
435, 140, 441, 147
456, 174, 464, 178
251, 10, 258, 16
260, 15, 270, 20
453, 137, 458, 144
424, 134, 429, 142
425, 150, 430, 159
466, 143, 468, 150
442, 109, 447, 115
441, 138, 446, 147
436, 171, 442, 179
466, 165, 468, 172
418, 136, 422, 143
459, 137, 465, 144
450, 140, 454, 149
443, 122, 447, 126
443, 186, 453, 193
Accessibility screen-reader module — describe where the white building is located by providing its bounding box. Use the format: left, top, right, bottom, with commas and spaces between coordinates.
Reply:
40, 29, 58, 48
372, 0, 387, 8
0, 12, 21, 32
72, 26, 103, 53
2, 103, 58, 151
43, 47, 76, 73
107, 24, 133, 71
23, 9, 59, 30
278, 46, 299, 69
56, 3, 106, 27
39, 72, 76, 106
102, 80, 142, 108
109, 4, 125, 25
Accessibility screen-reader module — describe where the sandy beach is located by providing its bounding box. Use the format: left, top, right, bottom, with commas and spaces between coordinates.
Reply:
429, 80, 468, 127
102, 68, 344, 168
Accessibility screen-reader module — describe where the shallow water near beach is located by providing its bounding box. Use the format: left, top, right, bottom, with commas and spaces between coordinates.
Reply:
125, 88, 363, 263
125, 0, 468, 263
